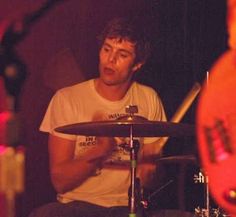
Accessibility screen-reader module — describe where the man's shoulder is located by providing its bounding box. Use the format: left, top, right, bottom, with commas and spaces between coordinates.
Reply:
57, 79, 93, 95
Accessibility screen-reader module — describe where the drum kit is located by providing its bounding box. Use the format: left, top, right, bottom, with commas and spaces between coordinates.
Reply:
55, 105, 229, 217
56, 107, 193, 216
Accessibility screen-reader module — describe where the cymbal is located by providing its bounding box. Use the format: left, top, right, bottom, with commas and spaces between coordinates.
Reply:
156, 155, 197, 164
55, 118, 195, 137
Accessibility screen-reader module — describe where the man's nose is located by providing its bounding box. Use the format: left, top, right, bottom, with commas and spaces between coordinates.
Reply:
108, 52, 117, 63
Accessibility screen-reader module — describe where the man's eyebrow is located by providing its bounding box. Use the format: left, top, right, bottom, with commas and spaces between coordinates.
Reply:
103, 42, 133, 55
103, 42, 112, 48
118, 49, 133, 55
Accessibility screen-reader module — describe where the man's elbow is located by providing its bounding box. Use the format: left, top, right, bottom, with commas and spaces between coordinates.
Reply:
50, 173, 71, 194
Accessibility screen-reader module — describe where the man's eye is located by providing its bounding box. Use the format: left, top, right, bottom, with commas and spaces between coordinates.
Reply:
103, 47, 110, 52
119, 53, 128, 58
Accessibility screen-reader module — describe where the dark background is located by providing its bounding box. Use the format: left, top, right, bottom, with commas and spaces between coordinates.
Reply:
0, 0, 228, 216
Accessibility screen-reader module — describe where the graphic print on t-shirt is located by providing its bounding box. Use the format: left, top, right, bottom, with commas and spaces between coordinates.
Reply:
76, 112, 138, 165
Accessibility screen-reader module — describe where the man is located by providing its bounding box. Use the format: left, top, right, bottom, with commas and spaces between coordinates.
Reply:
30, 17, 167, 217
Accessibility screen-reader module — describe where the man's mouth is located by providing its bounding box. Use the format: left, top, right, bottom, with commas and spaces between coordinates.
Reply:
103, 67, 115, 74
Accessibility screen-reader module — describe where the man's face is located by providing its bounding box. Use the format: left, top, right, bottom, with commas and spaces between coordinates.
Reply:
98, 38, 142, 86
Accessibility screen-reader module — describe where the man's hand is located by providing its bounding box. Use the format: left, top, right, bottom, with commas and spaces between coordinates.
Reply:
87, 112, 116, 162
90, 136, 115, 161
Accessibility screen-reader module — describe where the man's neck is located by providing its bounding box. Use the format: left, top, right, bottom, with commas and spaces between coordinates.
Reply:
94, 79, 132, 101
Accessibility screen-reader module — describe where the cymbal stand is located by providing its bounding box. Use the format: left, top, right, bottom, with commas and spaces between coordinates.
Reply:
128, 126, 140, 217
205, 174, 210, 217
194, 170, 210, 217
125, 105, 140, 217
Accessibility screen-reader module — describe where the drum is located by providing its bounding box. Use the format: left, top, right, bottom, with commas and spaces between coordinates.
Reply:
147, 209, 194, 217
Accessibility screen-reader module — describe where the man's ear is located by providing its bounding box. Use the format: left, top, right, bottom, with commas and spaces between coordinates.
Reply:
132, 61, 145, 73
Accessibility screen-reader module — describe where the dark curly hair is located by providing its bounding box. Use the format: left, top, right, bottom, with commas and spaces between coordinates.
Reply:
97, 17, 151, 64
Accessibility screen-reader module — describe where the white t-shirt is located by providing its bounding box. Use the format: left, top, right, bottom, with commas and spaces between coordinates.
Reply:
40, 79, 166, 207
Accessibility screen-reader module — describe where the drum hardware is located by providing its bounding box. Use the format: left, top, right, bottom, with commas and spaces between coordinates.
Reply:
125, 105, 142, 217
193, 171, 230, 217
194, 207, 231, 217
134, 180, 175, 217
156, 155, 197, 164
128, 138, 140, 216
193, 170, 210, 217
147, 179, 174, 203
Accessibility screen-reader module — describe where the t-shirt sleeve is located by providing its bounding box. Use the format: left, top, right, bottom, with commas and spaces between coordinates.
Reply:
39, 90, 77, 141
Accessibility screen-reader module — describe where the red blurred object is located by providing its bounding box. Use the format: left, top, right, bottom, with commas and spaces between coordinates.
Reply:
197, 1, 236, 215
197, 49, 236, 216
0, 78, 7, 113
0, 145, 7, 217
228, 0, 236, 48
0, 78, 8, 146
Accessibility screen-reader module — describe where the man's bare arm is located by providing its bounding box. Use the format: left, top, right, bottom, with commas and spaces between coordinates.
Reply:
48, 134, 114, 194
